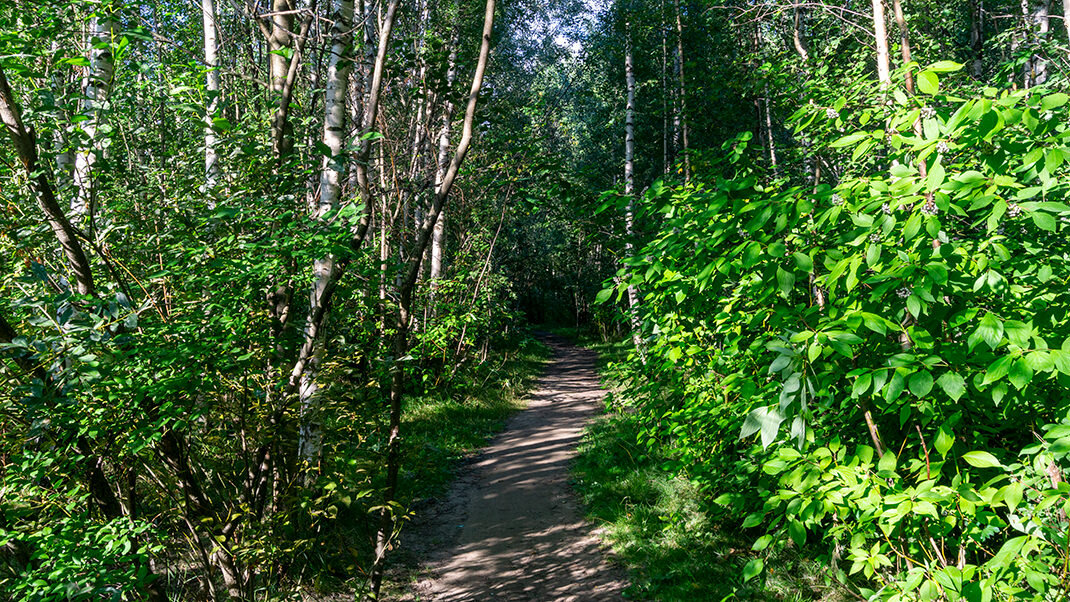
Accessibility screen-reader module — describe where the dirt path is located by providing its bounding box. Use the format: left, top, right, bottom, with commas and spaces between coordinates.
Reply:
399, 336, 628, 601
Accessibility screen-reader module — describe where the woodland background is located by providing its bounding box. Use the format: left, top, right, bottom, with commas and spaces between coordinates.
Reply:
2, 0, 1070, 600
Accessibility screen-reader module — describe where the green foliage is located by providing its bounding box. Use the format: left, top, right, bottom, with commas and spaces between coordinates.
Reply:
599, 64, 1070, 599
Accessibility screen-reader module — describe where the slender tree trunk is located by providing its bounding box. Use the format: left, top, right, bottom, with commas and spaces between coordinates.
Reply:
430, 30, 461, 283
268, 0, 294, 93
971, 0, 984, 78
203, 0, 221, 193
871, 0, 892, 85
1029, 0, 1050, 85
0, 67, 96, 297
72, 10, 117, 227
623, 24, 646, 365
673, 0, 690, 182
890, 0, 917, 93
368, 1, 496, 597
1063, 0, 1070, 59
793, 6, 809, 60
297, 0, 355, 467
763, 86, 778, 175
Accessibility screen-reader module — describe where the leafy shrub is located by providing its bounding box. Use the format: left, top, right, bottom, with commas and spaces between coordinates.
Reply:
601, 62, 1070, 599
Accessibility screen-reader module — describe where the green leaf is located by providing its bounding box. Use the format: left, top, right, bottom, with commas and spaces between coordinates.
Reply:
878, 450, 898, 473
740, 406, 784, 448
1032, 212, 1056, 231
983, 355, 1013, 385
918, 71, 939, 95
976, 313, 1004, 350
830, 132, 869, 148
909, 370, 934, 398
788, 520, 807, 547
961, 451, 1002, 469
1008, 359, 1033, 390
1041, 92, 1069, 111
928, 60, 963, 73
752, 535, 773, 551
594, 288, 613, 304
776, 267, 796, 298
885, 370, 906, 403
793, 252, 814, 272
934, 426, 953, 457
936, 372, 965, 401
742, 558, 764, 582
853, 372, 873, 397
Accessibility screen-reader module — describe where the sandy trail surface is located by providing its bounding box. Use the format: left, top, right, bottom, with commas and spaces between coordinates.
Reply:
400, 336, 628, 601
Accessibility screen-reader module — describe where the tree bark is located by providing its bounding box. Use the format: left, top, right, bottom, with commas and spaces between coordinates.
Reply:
970, 0, 984, 78
871, 0, 892, 85
623, 23, 646, 365
297, 0, 355, 466
430, 29, 461, 283
203, 0, 221, 191
890, 0, 917, 93
673, 0, 690, 182
367, 0, 497, 597
72, 9, 117, 226
0, 66, 96, 297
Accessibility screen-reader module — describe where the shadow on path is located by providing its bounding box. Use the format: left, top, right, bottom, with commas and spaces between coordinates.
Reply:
400, 336, 628, 601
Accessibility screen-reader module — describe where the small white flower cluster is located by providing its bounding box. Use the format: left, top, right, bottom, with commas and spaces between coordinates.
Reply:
882, 202, 892, 215
1007, 203, 1022, 218
830, 193, 844, 206
869, 232, 882, 243
920, 106, 937, 119
896, 287, 912, 298
921, 200, 939, 216
826, 108, 839, 119
936, 141, 950, 154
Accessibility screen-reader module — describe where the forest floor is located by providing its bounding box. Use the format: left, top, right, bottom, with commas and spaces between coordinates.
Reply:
392, 335, 629, 601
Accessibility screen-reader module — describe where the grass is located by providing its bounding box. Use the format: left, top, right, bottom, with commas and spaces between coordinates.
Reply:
377, 334, 551, 597
566, 331, 843, 602
398, 334, 551, 503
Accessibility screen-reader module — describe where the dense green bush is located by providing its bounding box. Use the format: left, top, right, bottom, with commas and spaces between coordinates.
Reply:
601, 62, 1070, 600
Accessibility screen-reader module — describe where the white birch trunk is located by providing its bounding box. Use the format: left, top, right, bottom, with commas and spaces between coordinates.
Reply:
673, 0, 690, 182
203, 0, 221, 194
298, 0, 355, 465
72, 12, 117, 221
430, 32, 460, 282
871, 0, 892, 86
1064, 0, 1070, 61
624, 28, 646, 365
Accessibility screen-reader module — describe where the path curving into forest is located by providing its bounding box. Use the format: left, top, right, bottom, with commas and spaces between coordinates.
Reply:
400, 336, 628, 601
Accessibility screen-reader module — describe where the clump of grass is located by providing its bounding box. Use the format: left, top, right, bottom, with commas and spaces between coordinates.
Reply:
400, 336, 551, 503
573, 410, 835, 601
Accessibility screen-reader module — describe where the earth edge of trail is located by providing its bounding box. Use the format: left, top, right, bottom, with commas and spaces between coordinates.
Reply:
396, 335, 630, 601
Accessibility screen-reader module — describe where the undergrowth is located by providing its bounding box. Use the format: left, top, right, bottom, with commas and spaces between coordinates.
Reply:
571, 336, 844, 601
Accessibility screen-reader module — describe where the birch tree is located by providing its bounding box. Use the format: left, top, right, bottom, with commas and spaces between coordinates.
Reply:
297, 0, 355, 466
203, 0, 221, 191
71, 7, 117, 224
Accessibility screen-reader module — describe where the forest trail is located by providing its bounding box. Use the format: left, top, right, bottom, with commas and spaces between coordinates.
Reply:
399, 336, 628, 601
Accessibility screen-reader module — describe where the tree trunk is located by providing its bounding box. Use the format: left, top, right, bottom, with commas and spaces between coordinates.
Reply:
367, 1, 496, 597
72, 10, 117, 226
871, 0, 892, 85
890, 0, 917, 93
430, 30, 461, 283
203, 0, 221, 192
623, 24, 646, 365
0, 67, 96, 297
673, 0, 690, 182
970, 0, 984, 78
793, 6, 810, 60
297, 0, 355, 467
